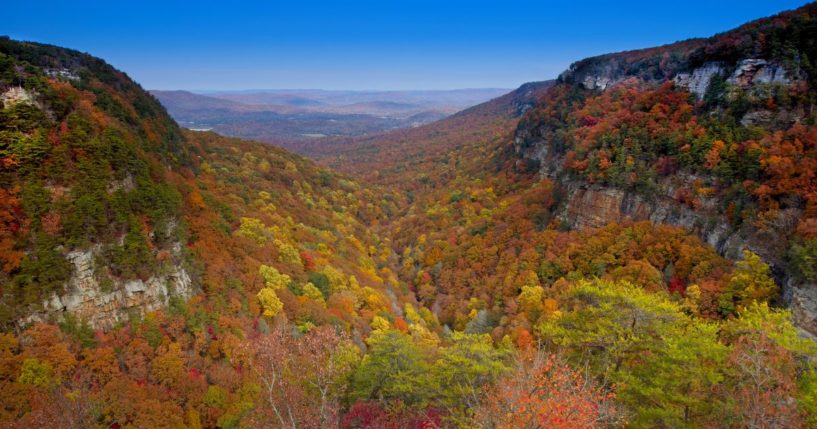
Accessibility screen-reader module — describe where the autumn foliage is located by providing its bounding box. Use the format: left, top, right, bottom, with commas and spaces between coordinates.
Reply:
2, 3, 817, 428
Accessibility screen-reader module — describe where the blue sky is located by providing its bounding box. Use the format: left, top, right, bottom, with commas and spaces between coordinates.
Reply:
5, 0, 809, 90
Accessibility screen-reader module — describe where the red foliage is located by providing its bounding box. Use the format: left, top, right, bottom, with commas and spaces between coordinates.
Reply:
341, 402, 442, 429
301, 250, 316, 271
668, 277, 686, 295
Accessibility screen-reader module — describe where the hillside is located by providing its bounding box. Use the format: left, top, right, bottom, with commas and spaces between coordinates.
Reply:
0, 37, 193, 327
311, 80, 554, 188
0, 37, 415, 427
321, 2, 817, 332
3, 3, 817, 428
317, 2, 817, 426
512, 1, 817, 331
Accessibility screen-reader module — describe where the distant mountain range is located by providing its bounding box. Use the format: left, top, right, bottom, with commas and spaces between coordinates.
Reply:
150, 88, 509, 144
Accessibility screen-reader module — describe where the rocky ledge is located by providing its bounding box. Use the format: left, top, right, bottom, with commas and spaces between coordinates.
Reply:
19, 245, 194, 330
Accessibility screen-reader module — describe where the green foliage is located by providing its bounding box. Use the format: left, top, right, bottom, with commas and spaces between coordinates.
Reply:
799, 370, 817, 428
719, 250, 778, 316
789, 238, 817, 282
14, 233, 72, 304
721, 302, 817, 356
538, 279, 729, 428
110, 215, 153, 279
350, 329, 434, 407
58, 314, 96, 348
433, 332, 511, 420
308, 271, 331, 297
203, 385, 228, 409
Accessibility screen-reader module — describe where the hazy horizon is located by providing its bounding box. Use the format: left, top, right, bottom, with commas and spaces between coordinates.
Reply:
173, 88, 514, 94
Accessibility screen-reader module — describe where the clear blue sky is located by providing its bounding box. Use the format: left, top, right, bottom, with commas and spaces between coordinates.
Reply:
5, 0, 810, 90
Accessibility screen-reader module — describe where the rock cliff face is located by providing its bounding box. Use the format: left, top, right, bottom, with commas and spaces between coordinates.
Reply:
21, 242, 193, 329
728, 59, 790, 87
552, 175, 791, 262
1, 87, 40, 108
516, 107, 817, 332
673, 62, 725, 98
554, 177, 817, 337
514, 49, 817, 333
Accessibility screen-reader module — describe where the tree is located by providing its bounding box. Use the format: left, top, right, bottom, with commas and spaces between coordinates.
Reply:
432, 332, 512, 423
237, 323, 357, 429
719, 250, 777, 315
18, 358, 53, 388
235, 217, 272, 245
257, 265, 289, 318
789, 238, 817, 282
240, 324, 306, 429
0, 187, 26, 274
538, 279, 728, 427
350, 329, 434, 409
257, 288, 284, 318
721, 303, 817, 427
472, 348, 623, 429
299, 326, 359, 427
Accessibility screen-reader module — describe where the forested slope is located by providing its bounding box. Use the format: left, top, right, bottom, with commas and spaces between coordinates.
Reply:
2, 3, 817, 428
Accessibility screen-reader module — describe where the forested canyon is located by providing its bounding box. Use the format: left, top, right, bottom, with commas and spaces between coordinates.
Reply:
2, 3, 817, 428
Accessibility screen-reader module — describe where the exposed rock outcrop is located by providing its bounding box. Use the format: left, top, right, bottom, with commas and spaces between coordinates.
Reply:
514, 102, 812, 333
44, 67, 80, 81
790, 282, 817, 340
673, 62, 725, 98
1, 87, 39, 108
728, 59, 789, 87
581, 74, 617, 91
20, 243, 193, 330
552, 175, 817, 338
553, 178, 788, 263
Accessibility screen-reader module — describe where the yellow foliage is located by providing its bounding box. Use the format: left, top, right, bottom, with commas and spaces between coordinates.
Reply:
371, 315, 390, 331
302, 282, 326, 307
235, 217, 272, 244
257, 288, 283, 317
274, 239, 302, 265
259, 265, 290, 290
323, 265, 349, 292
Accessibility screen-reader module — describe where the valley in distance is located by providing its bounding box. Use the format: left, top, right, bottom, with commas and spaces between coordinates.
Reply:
151, 88, 509, 154
2, 1, 817, 428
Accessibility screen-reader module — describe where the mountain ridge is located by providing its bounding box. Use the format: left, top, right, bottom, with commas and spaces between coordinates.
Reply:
2, 4, 817, 427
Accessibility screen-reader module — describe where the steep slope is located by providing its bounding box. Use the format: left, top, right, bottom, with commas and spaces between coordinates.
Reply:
306, 5, 817, 426
3, 4, 817, 428
512, 2, 817, 332
0, 38, 420, 426
0, 37, 406, 330
0, 37, 194, 327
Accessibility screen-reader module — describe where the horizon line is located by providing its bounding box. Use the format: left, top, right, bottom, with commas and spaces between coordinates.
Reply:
150, 87, 518, 93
